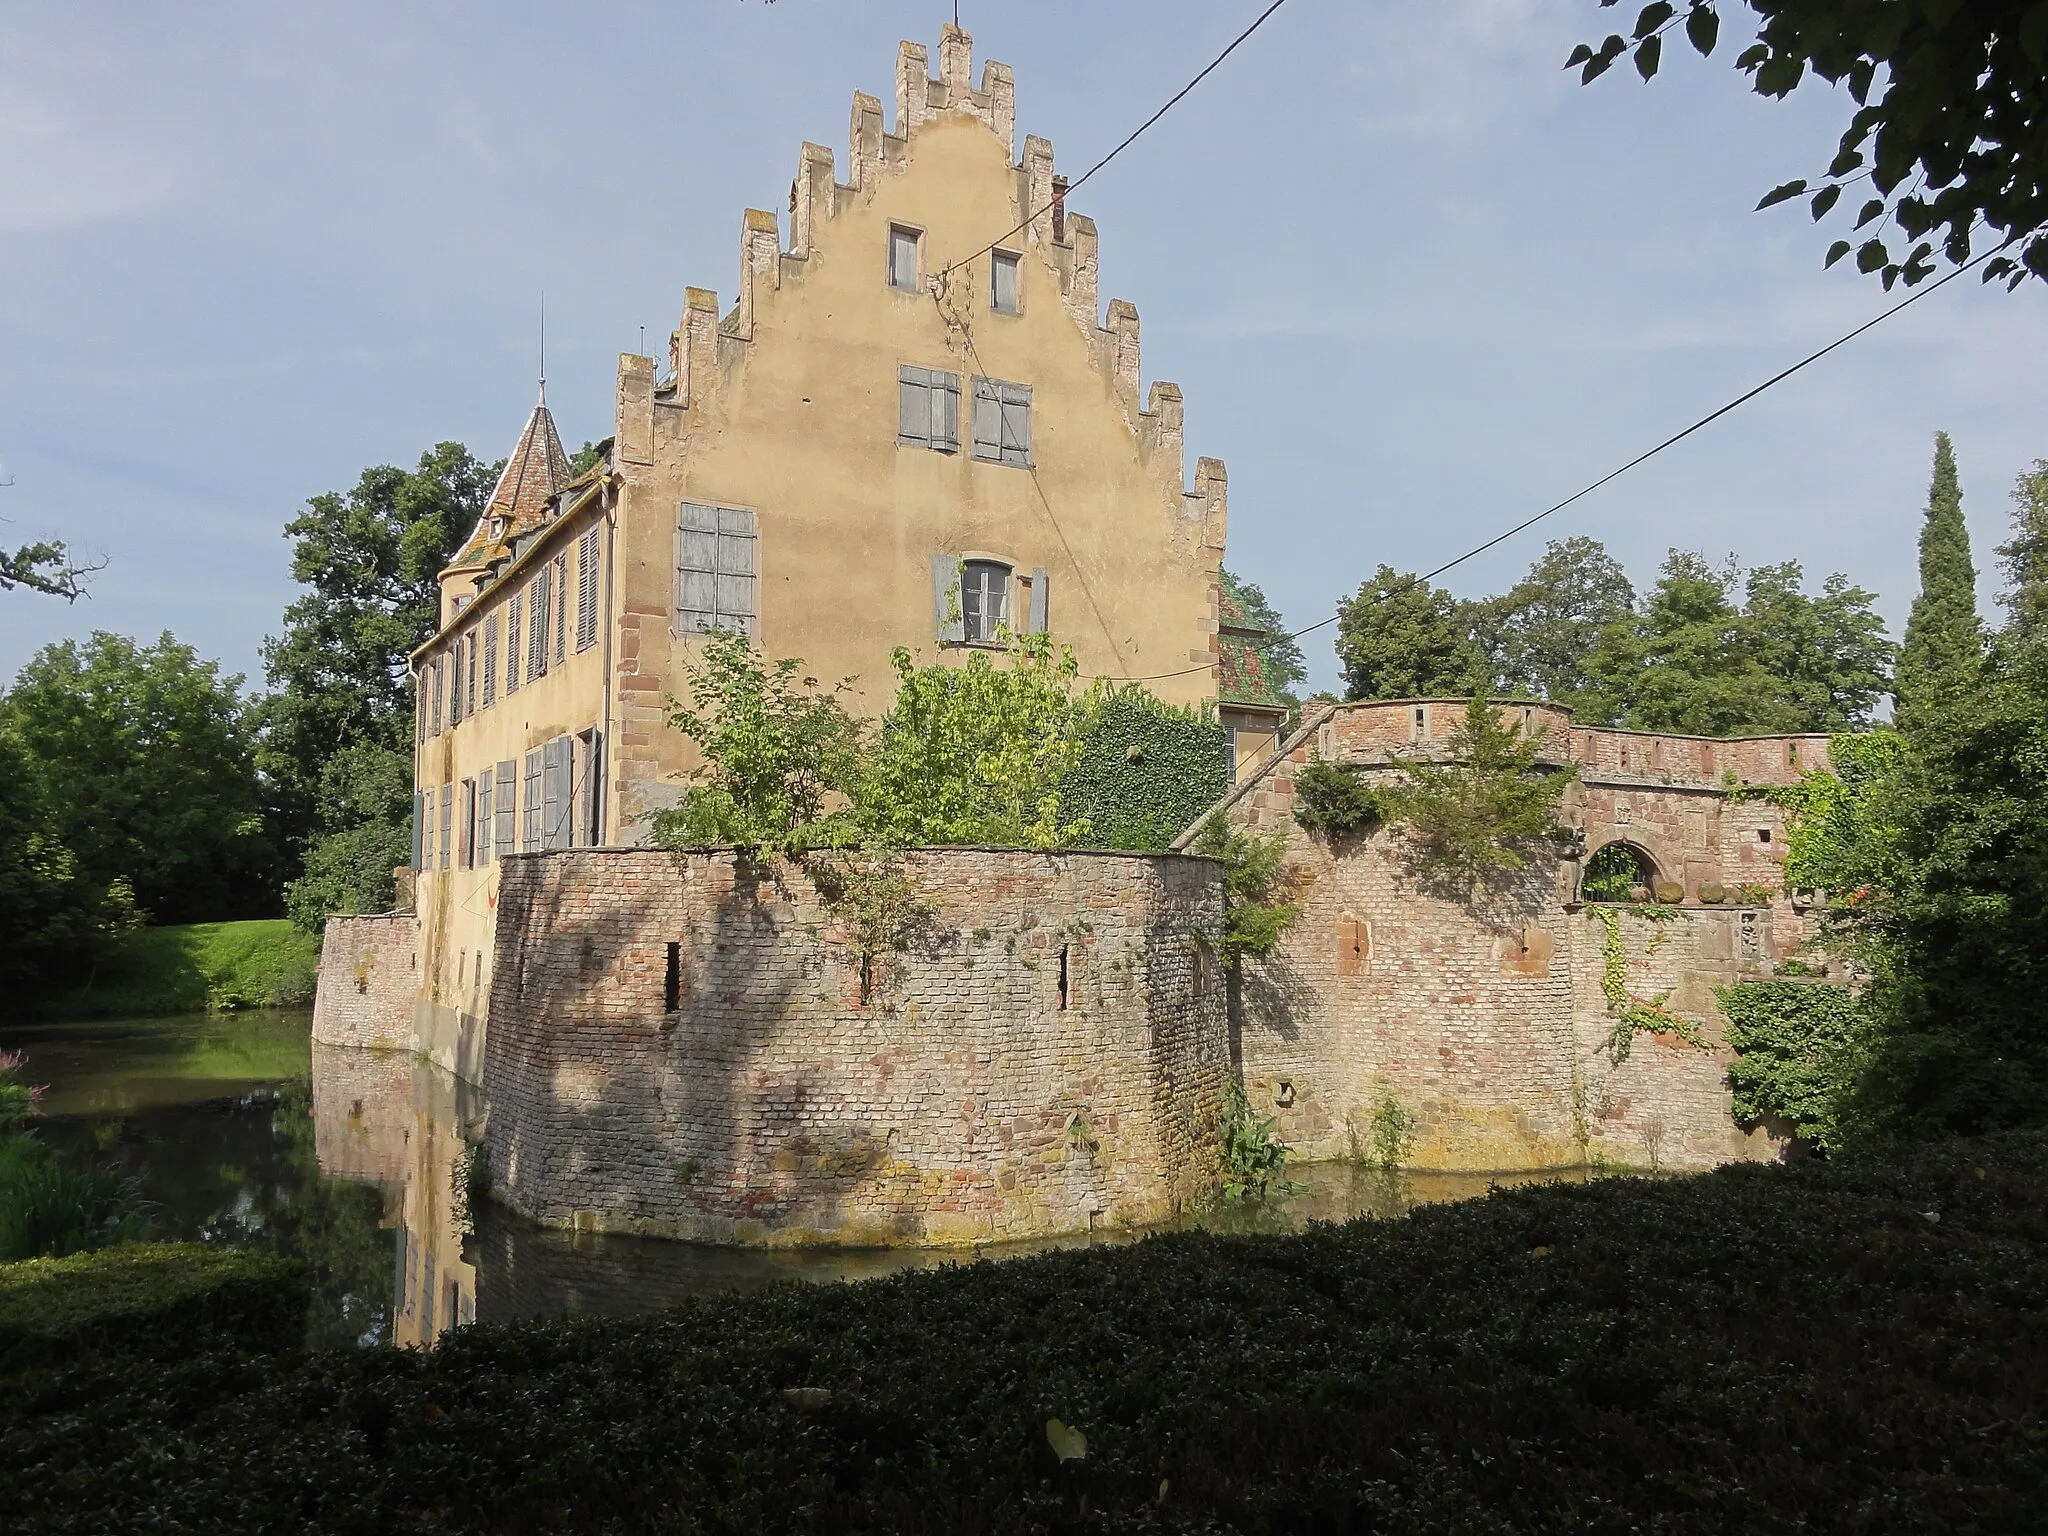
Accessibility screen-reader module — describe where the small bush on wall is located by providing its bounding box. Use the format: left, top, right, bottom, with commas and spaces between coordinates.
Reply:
1720, 978, 1871, 1154
1293, 761, 1391, 839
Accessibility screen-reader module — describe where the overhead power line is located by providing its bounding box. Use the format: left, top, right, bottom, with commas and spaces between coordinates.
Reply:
1116, 245, 1999, 685
935, 0, 1293, 283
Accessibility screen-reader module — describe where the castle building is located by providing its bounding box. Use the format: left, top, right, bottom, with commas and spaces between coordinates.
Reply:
405, 25, 1235, 1077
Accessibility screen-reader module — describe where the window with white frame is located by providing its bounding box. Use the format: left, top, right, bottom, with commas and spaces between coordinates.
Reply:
961, 559, 1011, 644
898, 366, 960, 452
888, 225, 921, 291
991, 250, 1020, 314
676, 503, 757, 635
971, 376, 1032, 467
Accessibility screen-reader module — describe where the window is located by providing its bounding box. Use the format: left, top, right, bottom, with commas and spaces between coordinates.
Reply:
505, 596, 523, 695
527, 568, 551, 681
494, 760, 516, 857
576, 526, 601, 652
459, 778, 476, 868
478, 772, 494, 864
888, 225, 920, 291
676, 503, 757, 635
962, 559, 1011, 643
467, 632, 479, 716
970, 376, 1032, 467
577, 727, 605, 846
411, 791, 425, 870
446, 642, 461, 727
422, 787, 435, 867
521, 751, 543, 851
439, 784, 453, 870
482, 613, 499, 709
416, 674, 426, 743
431, 657, 445, 735
991, 250, 1019, 314
541, 737, 573, 850
898, 366, 960, 452
552, 554, 568, 666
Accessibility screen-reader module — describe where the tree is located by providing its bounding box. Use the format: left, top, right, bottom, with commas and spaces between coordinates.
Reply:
1582, 551, 1781, 733
4, 632, 272, 925
1741, 562, 1894, 730
264, 443, 494, 921
1336, 566, 1486, 702
1893, 432, 1984, 727
1218, 568, 1307, 699
0, 539, 102, 601
1996, 457, 2048, 642
1572, 3, 2048, 290
0, 721, 135, 987
1472, 537, 1636, 709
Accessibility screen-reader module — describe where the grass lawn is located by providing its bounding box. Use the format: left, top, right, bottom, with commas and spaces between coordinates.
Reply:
2, 1131, 2042, 1533
30, 920, 319, 1021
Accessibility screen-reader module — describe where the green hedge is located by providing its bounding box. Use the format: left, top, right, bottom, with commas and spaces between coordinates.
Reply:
1720, 977, 1870, 1154
0, 1242, 306, 1373
30, 920, 320, 1021
1059, 688, 1229, 852
4, 1134, 2044, 1532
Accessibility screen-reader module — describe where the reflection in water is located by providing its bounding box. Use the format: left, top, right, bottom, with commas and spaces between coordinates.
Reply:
2, 1014, 1596, 1351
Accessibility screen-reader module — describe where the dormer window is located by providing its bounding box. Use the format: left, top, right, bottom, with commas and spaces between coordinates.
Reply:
490, 517, 506, 540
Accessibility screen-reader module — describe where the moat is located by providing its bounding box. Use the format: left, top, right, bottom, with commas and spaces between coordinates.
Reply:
0, 1011, 1587, 1348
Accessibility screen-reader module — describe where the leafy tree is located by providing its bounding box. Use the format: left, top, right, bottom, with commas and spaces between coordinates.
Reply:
1572, 2, 2048, 290
1995, 457, 2048, 642
857, 636, 1098, 850
0, 722, 136, 988
4, 631, 272, 925
1582, 551, 1781, 733
1383, 694, 1575, 899
1893, 432, 1984, 727
1191, 817, 1300, 969
265, 443, 494, 921
1472, 537, 1636, 709
282, 745, 418, 929
651, 629, 866, 855
0, 538, 102, 601
1336, 566, 1486, 702
1741, 562, 1894, 730
1219, 568, 1307, 699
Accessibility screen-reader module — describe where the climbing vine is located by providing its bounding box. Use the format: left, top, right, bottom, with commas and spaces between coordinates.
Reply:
1056, 686, 1228, 851
1594, 905, 1709, 1065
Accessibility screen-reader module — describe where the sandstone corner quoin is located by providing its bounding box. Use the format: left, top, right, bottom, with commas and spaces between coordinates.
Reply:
311, 27, 1839, 1248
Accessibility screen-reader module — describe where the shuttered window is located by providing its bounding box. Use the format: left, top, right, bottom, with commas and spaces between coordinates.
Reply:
466, 633, 479, 717
552, 554, 568, 666
482, 612, 498, 709
411, 791, 425, 870
962, 560, 1011, 643
459, 778, 476, 867
676, 503, 757, 636
430, 658, 445, 735
991, 250, 1020, 314
542, 737, 574, 850
422, 787, 435, 868
577, 728, 605, 846
527, 569, 551, 681
898, 366, 960, 451
521, 751, 543, 852
971, 376, 1032, 467
478, 772, 494, 864
494, 760, 516, 856
576, 526, 601, 652
888, 225, 920, 291
505, 597, 523, 695
439, 784, 453, 870
451, 638, 467, 725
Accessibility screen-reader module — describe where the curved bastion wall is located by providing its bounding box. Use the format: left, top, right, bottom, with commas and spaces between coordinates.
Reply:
479, 847, 1229, 1247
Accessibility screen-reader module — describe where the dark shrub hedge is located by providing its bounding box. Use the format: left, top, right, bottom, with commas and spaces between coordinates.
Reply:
0, 1242, 307, 1373
4, 1137, 2045, 1533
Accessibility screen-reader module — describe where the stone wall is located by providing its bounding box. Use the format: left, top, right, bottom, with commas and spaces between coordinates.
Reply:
311, 914, 419, 1051
1205, 701, 1821, 1174
482, 847, 1227, 1246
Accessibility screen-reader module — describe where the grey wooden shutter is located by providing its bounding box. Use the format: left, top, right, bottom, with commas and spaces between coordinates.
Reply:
522, 751, 542, 851
478, 773, 493, 864
581, 729, 604, 845
931, 553, 964, 644
678, 502, 717, 632
439, 785, 453, 870
495, 760, 516, 854
718, 507, 757, 637
1030, 567, 1049, 634
971, 377, 1002, 460
482, 613, 498, 708
411, 792, 424, 870
936, 371, 960, 451
506, 598, 522, 694
576, 527, 600, 651
553, 555, 568, 664
542, 738, 572, 849
431, 658, 444, 735
898, 366, 931, 446
422, 787, 435, 867
1000, 382, 1032, 466
528, 572, 549, 678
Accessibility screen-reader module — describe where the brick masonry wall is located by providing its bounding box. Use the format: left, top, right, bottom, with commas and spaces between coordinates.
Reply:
482, 847, 1227, 1246
312, 914, 420, 1051
1216, 703, 1822, 1173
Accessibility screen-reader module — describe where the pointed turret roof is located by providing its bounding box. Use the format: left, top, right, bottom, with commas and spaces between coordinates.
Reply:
446, 391, 576, 573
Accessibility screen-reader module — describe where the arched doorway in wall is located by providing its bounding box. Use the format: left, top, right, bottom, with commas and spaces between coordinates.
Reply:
1581, 840, 1659, 903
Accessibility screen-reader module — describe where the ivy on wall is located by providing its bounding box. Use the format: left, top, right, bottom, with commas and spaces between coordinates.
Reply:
1719, 977, 1869, 1154
1594, 905, 1707, 1065
1057, 687, 1228, 853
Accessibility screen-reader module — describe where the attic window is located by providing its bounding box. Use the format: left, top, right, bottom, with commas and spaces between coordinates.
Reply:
991, 250, 1020, 314
889, 225, 921, 292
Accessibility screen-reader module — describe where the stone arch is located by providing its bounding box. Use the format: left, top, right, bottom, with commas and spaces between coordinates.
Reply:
1580, 839, 1661, 903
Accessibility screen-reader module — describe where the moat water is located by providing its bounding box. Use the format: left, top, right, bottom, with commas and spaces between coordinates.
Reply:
0, 1012, 1584, 1349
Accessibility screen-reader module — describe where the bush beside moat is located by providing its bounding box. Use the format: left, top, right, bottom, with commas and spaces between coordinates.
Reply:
3, 1131, 2043, 1534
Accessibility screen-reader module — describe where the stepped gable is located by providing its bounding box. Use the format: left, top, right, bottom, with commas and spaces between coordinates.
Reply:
448, 394, 575, 573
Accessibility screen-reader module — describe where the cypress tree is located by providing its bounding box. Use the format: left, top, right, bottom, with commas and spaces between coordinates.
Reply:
1893, 431, 1984, 727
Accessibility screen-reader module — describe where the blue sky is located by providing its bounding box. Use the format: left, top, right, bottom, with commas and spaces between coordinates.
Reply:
3, 0, 2045, 697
